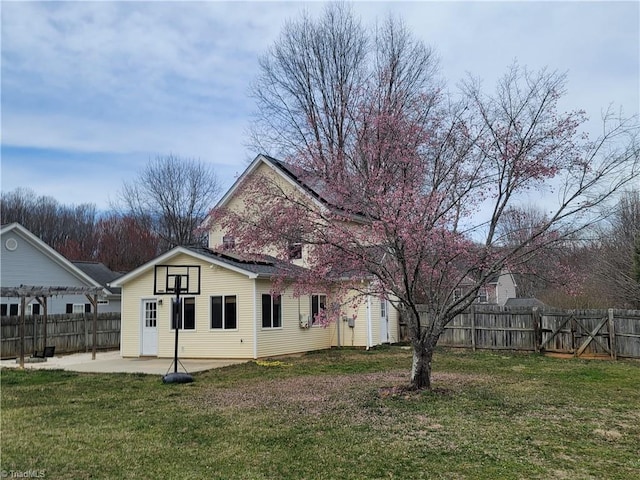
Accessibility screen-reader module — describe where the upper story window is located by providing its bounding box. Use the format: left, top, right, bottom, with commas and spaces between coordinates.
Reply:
287, 242, 302, 260
222, 235, 235, 250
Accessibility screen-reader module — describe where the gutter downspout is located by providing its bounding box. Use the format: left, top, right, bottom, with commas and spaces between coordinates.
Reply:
336, 299, 341, 348
366, 294, 372, 350
253, 278, 258, 359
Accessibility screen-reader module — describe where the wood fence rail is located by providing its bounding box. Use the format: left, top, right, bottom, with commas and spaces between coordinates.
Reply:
410, 306, 640, 360
0, 313, 120, 359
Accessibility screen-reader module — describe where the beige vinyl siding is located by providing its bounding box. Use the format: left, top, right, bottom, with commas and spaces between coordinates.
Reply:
209, 162, 291, 250
330, 292, 401, 347
120, 282, 141, 357
329, 289, 378, 348
209, 190, 248, 249
121, 253, 256, 359
387, 301, 400, 344
255, 279, 333, 358
209, 162, 323, 266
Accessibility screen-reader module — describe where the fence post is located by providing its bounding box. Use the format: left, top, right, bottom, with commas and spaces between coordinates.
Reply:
570, 311, 577, 357
608, 308, 617, 360
33, 313, 37, 354
532, 307, 541, 353
470, 306, 476, 352
85, 314, 89, 353
19, 297, 26, 368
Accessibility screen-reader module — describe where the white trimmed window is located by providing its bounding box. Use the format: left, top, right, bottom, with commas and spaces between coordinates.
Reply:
478, 287, 488, 303
66, 303, 91, 314
262, 294, 282, 328
172, 297, 195, 330
311, 294, 326, 325
28, 303, 41, 315
222, 235, 235, 250
210, 295, 237, 330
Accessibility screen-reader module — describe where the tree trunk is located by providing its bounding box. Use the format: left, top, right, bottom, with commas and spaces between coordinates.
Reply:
406, 306, 441, 390
410, 339, 434, 389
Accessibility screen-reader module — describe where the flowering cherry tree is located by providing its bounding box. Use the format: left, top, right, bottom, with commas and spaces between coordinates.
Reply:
212, 5, 639, 389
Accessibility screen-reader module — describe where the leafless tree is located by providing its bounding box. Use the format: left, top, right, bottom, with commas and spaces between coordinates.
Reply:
95, 213, 160, 272
117, 154, 221, 249
1, 188, 97, 259
250, 2, 439, 168
591, 190, 640, 307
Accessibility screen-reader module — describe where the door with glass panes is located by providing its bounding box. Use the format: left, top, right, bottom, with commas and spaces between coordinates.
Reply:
141, 299, 158, 355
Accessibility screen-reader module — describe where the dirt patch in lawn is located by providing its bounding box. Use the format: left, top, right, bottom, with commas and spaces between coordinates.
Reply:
191, 370, 490, 416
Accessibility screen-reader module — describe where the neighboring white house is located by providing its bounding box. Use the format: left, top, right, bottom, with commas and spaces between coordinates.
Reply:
478, 271, 517, 306
454, 270, 517, 306
112, 154, 400, 359
0, 223, 121, 315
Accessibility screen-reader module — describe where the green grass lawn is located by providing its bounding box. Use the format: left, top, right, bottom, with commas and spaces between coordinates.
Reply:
2, 347, 639, 479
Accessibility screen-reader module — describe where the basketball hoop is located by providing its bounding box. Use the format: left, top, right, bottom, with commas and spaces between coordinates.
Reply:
154, 265, 201, 384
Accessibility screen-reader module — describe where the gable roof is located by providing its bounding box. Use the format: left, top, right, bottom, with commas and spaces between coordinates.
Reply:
215, 154, 328, 211
0, 223, 109, 295
213, 154, 367, 224
109, 245, 305, 288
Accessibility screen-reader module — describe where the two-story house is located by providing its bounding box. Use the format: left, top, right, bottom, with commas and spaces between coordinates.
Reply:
112, 154, 400, 359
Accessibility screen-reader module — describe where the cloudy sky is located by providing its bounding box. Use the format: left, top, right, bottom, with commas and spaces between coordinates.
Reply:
2, 1, 638, 211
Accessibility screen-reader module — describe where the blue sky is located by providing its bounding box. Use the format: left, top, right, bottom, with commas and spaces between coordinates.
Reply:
2, 1, 638, 211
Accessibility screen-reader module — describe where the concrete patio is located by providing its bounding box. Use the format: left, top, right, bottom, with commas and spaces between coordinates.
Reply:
0, 350, 247, 375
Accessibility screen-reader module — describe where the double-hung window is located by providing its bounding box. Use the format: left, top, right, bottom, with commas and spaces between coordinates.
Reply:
261, 294, 282, 328
222, 235, 235, 250
67, 303, 90, 314
311, 294, 326, 326
211, 295, 237, 330
477, 287, 488, 304
172, 297, 195, 330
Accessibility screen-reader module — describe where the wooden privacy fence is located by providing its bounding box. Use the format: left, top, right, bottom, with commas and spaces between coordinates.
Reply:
0, 313, 120, 359
414, 306, 640, 360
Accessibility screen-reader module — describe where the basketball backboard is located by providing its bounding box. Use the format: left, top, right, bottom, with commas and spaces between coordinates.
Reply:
154, 265, 201, 295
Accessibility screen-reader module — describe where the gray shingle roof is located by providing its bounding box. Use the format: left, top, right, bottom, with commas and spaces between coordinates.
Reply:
263, 155, 366, 219
504, 298, 547, 309
72, 261, 123, 294
184, 246, 306, 278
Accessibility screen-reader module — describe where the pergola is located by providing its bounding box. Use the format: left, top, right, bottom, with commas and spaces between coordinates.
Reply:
1, 285, 105, 367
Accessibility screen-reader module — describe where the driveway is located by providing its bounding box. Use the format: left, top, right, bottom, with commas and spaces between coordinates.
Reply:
0, 350, 247, 375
